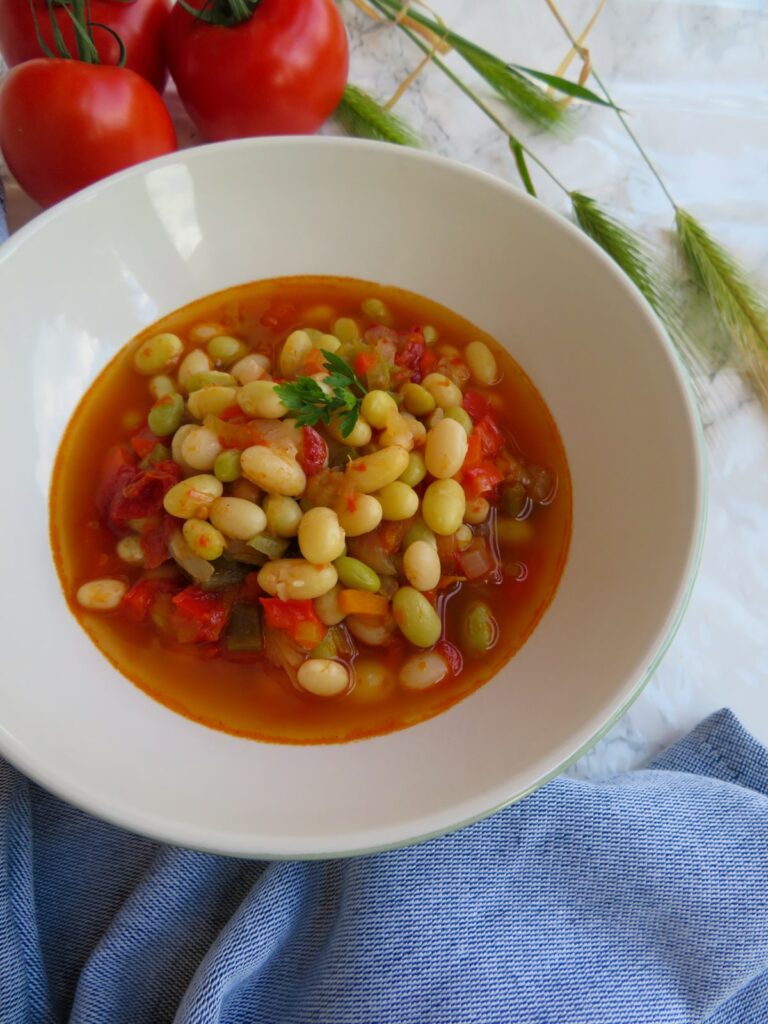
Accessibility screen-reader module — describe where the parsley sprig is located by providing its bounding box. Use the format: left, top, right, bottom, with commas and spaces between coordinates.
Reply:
275, 352, 369, 438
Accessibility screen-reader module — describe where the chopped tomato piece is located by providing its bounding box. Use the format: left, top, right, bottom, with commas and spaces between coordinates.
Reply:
354, 351, 378, 378
462, 432, 484, 473
419, 348, 438, 378
107, 459, 182, 533
95, 445, 138, 519
298, 426, 327, 477
475, 415, 504, 457
463, 390, 491, 423
218, 405, 247, 421
239, 572, 263, 603
122, 577, 178, 624
300, 346, 327, 376
395, 337, 424, 381
463, 462, 503, 499
129, 428, 156, 458
259, 598, 325, 650
139, 514, 178, 569
171, 586, 232, 644
260, 302, 296, 330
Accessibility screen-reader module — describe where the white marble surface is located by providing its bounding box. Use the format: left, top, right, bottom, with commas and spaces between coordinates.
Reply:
2, 0, 767, 775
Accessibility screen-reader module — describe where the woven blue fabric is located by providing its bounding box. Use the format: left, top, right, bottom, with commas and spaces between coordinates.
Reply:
2, 710, 768, 1023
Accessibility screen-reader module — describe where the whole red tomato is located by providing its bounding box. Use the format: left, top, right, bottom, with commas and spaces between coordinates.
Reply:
0, 0, 171, 91
0, 59, 178, 207
165, 0, 349, 140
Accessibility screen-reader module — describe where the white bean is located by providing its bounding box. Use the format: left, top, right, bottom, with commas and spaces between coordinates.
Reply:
298, 507, 346, 563
178, 348, 211, 392
422, 479, 465, 535
187, 386, 238, 419
465, 340, 498, 385
181, 426, 223, 471
237, 380, 288, 419
399, 651, 449, 690
279, 330, 313, 377
257, 559, 338, 600
346, 613, 396, 647
421, 372, 463, 409
314, 584, 346, 626
264, 494, 303, 537
336, 493, 383, 537
163, 474, 223, 519
209, 497, 267, 540
171, 424, 198, 475
345, 445, 410, 494
76, 578, 127, 611
424, 417, 469, 480
326, 415, 372, 447
464, 496, 490, 525
297, 659, 349, 697
403, 541, 442, 591
241, 445, 306, 496
231, 353, 269, 384
349, 659, 395, 703
116, 536, 144, 564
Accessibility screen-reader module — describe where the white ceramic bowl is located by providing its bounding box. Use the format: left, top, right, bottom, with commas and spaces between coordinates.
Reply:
0, 138, 704, 857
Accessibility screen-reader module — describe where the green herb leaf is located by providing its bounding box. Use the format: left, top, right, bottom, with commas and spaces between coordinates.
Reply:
334, 84, 422, 147
508, 65, 621, 109
274, 352, 369, 438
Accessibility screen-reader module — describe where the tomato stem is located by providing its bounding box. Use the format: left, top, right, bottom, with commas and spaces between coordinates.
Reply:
176, 0, 263, 27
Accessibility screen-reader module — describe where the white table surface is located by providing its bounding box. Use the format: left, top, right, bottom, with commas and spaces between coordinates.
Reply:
3, 0, 767, 776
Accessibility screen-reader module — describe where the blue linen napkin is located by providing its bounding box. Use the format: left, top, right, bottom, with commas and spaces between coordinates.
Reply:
0, 180, 8, 243
2, 709, 768, 1024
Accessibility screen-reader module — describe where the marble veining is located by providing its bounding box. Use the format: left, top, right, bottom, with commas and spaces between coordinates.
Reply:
2, 0, 767, 775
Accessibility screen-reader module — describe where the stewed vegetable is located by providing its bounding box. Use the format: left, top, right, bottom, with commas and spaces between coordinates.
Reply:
51, 277, 571, 743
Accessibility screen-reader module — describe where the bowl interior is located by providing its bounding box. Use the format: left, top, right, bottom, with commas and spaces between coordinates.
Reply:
0, 139, 703, 856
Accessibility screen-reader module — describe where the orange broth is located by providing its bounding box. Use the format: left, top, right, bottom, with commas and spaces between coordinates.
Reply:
50, 277, 571, 743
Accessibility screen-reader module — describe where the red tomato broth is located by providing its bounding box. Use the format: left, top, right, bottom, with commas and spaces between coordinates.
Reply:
50, 277, 571, 743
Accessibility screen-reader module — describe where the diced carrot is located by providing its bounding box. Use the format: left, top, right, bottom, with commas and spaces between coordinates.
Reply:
337, 590, 389, 617
301, 347, 327, 376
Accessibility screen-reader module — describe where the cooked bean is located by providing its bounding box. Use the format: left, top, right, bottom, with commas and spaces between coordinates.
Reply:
133, 333, 183, 375
181, 426, 222, 471
399, 451, 427, 488
361, 297, 391, 323
460, 600, 498, 656
377, 481, 419, 521
421, 372, 463, 409
264, 494, 303, 537
237, 380, 288, 419
182, 518, 225, 561
422, 479, 465, 535
189, 322, 224, 344
241, 445, 306, 496
163, 474, 223, 519
403, 519, 437, 550
177, 348, 210, 391
465, 340, 498, 385
401, 412, 427, 442
427, 407, 444, 429
298, 507, 346, 563
361, 390, 398, 429
334, 555, 380, 593
207, 334, 245, 366
345, 445, 410, 494
297, 659, 349, 697
464, 496, 490, 525
336, 493, 383, 537
422, 325, 439, 345
379, 411, 415, 451
279, 330, 313, 377
210, 496, 267, 540
149, 374, 176, 400
445, 405, 473, 436
403, 541, 441, 591
123, 409, 145, 431
213, 449, 241, 483
171, 424, 197, 471
116, 536, 144, 564
424, 418, 468, 479
348, 659, 394, 703
454, 523, 473, 550
257, 559, 338, 600
186, 370, 236, 391
495, 517, 534, 546
333, 317, 360, 345
347, 613, 396, 647
76, 578, 127, 610
302, 303, 335, 324
402, 382, 435, 415
231, 353, 270, 384
187, 386, 238, 419
229, 478, 262, 503
399, 651, 449, 690
314, 333, 341, 353
314, 584, 346, 626
148, 392, 185, 438
392, 587, 442, 648
327, 414, 372, 447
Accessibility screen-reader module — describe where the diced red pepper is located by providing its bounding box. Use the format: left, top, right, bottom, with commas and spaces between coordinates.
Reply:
171, 586, 232, 644
259, 598, 325, 650
463, 462, 503, 499
239, 572, 263, 603
122, 577, 178, 624
419, 348, 438, 378
462, 432, 484, 473
463, 390, 491, 423
354, 351, 378, 378
129, 428, 156, 458
218, 405, 247, 422
298, 426, 327, 477
474, 415, 504, 457
260, 302, 296, 330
